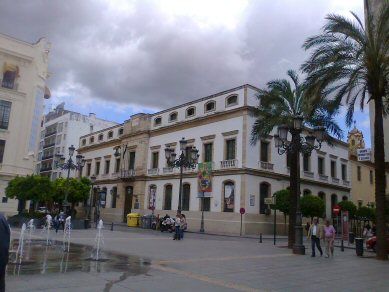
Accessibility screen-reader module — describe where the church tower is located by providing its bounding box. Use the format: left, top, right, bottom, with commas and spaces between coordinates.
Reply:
347, 121, 365, 157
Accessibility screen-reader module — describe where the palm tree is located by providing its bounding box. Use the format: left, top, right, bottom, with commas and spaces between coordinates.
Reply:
250, 70, 342, 249
301, 4, 389, 260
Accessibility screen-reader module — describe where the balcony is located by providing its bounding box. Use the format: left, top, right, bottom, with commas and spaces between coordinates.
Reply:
45, 130, 57, 137
100, 173, 110, 179
41, 155, 54, 161
184, 166, 197, 173
163, 167, 174, 174
342, 180, 350, 187
220, 159, 238, 169
331, 177, 340, 184
303, 171, 314, 178
259, 161, 274, 171
111, 172, 119, 179
40, 166, 52, 172
119, 169, 136, 179
319, 174, 328, 182
43, 143, 55, 149
147, 168, 159, 175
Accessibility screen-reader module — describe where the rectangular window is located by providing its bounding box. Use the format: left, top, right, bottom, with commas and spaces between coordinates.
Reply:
0, 140, 5, 163
2, 197, 7, 203
357, 166, 361, 181
86, 163, 91, 176
111, 187, 117, 208
370, 170, 373, 184
225, 139, 236, 160
105, 160, 110, 174
204, 143, 213, 162
129, 152, 136, 170
303, 153, 310, 172
151, 152, 159, 169
341, 164, 347, 180
260, 141, 269, 162
0, 100, 12, 129
56, 135, 62, 145
201, 197, 211, 212
318, 157, 325, 175
95, 161, 100, 175
57, 122, 63, 133
331, 160, 336, 178
115, 158, 120, 173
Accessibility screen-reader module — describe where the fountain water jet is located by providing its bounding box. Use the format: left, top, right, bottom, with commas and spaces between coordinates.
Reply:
43, 214, 52, 245
27, 219, 35, 243
92, 219, 104, 261
15, 223, 26, 264
63, 216, 71, 252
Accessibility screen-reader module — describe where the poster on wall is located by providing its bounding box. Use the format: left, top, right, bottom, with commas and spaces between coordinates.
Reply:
197, 162, 212, 197
224, 183, 234, 212
149, 187, 156, 210
249, 194, 255, 206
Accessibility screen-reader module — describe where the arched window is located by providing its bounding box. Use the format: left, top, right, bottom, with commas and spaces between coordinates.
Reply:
111, 187, 117, 208
331, 194, 338, 217
182, 184, 190, 211
342, 196, 348, 201
186, 106, 196, 118
223, 181, 235, 212
169, 112, 178, 122
98, 134, 104, 141
89, 136, 94, 143
164, 184, 172, 210
148, 185, 157, 210
303, 189, 311, 196
154, 117, 162, 126
226, 94, 238, 107
318, 191, 326, 209
108, 131, 113, 139
118, 128, 124, 136
82, 139, 86, 146
260, 182, 270, 214
204, 100, 216, 113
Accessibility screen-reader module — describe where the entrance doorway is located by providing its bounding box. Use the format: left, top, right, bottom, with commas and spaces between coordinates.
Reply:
123, 186, 133, 222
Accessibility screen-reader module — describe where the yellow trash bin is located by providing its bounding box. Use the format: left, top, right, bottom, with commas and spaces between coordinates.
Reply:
127, 213, 140, 227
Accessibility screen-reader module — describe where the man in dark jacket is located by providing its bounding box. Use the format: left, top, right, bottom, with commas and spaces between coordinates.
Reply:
0, 213, 10, 292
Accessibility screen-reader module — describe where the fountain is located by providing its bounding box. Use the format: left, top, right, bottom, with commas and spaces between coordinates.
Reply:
92, 219, 104, 261
27, 219, 35, 243
63, 216, 71, 252
43, 214, 52, 246
15, 223, 26, 265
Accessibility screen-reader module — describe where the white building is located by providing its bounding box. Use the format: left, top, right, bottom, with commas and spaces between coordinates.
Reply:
78, 84, 351, 235
36, 103, 117, 180
0, 33, 50, 215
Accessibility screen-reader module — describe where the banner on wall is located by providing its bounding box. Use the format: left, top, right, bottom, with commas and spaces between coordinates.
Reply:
148, 187, 156, 210
197, 162, 212, 197
224, 183, 235, 212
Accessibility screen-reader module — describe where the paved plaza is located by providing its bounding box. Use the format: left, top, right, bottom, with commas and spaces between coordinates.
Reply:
6, 227, 389, 292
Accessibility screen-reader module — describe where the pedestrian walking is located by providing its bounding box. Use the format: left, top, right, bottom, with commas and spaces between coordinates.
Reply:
180, 214, 187, 240
0, 213, 10, 292
307, 217, 323, 257
323, 220, 336, 258
173, 213, 181, 240
363, 224, 373, 239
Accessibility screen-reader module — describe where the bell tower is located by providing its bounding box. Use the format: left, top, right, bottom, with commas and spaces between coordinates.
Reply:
347, 121, 365, 157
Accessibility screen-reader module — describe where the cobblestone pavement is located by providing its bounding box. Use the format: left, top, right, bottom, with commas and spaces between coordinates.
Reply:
6, 227, 388, 292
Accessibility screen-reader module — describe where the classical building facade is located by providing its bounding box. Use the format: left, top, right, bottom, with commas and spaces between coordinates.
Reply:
0, 33, 50, 215
36, 103, 117, 180
78, 84, 351, 235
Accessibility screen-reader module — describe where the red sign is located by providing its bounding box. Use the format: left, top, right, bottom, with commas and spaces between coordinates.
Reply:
332, 205, 340, 215
240, 208, 245, 215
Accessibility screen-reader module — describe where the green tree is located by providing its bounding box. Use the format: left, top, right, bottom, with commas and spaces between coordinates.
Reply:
250, 70, 342, 248
338, 201, 357, 219
302, 4, 389, 260
356, 206, 375, 221
300, 195, 325, 221
271, 189, 290, 234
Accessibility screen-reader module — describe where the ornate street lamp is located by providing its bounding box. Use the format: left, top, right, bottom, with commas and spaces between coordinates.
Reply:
165, 137, 199, 213
55, 145, 86, 212
274, 115, 325, 255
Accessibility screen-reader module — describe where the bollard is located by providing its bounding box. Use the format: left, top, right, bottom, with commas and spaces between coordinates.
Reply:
341, 239, 344, 252
111, 222, 114, 231
259, 233, 262, 243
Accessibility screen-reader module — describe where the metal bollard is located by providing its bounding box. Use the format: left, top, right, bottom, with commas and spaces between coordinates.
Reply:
111, 222, 114, 231
259, 233, 262, 243
341, 239, 344, 252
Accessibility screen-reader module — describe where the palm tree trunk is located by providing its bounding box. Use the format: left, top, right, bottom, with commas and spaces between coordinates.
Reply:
288, 131, 299, 248
373, 97, 388, 260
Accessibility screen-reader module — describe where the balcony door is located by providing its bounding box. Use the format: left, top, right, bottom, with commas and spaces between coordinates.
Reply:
123, 186, 133, 222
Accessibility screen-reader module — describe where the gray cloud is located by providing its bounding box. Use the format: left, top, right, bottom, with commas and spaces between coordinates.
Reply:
0, 0, 363, 110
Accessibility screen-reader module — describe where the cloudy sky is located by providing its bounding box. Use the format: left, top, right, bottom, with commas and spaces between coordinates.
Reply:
0, 0, 371, 145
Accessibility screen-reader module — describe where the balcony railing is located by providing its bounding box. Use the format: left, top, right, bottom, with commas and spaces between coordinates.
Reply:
43, 143, 55, 149
147, 168, 159, 175
184, 166, 197, 172
100, 173, 110, 179
163, 167, 174, 174
319, 174, 328, 181
220, 159, 238, 169
259, 161, 274, 171
40, 166, 52, 172
120, 169, 136, 179
342, 180, 350, 187
331, 177, 340, 184
41, 155, 54, 161
111, 172, 119, 179
303, 171, 314, 178
45, 130, 57, 137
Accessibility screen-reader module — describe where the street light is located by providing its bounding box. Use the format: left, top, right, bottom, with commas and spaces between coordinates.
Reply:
274, 115, 325, 255
55, 145, 86, 213
165, 137, 199, 213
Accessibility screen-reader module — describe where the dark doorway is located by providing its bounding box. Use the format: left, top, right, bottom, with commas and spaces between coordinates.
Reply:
123, 186, 133, 222
259, 183, 270, 214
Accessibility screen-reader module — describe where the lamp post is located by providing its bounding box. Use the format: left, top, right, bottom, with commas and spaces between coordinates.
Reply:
55, 145, 86, 213
165, 137, 199, 213
274, 115, 325, 255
